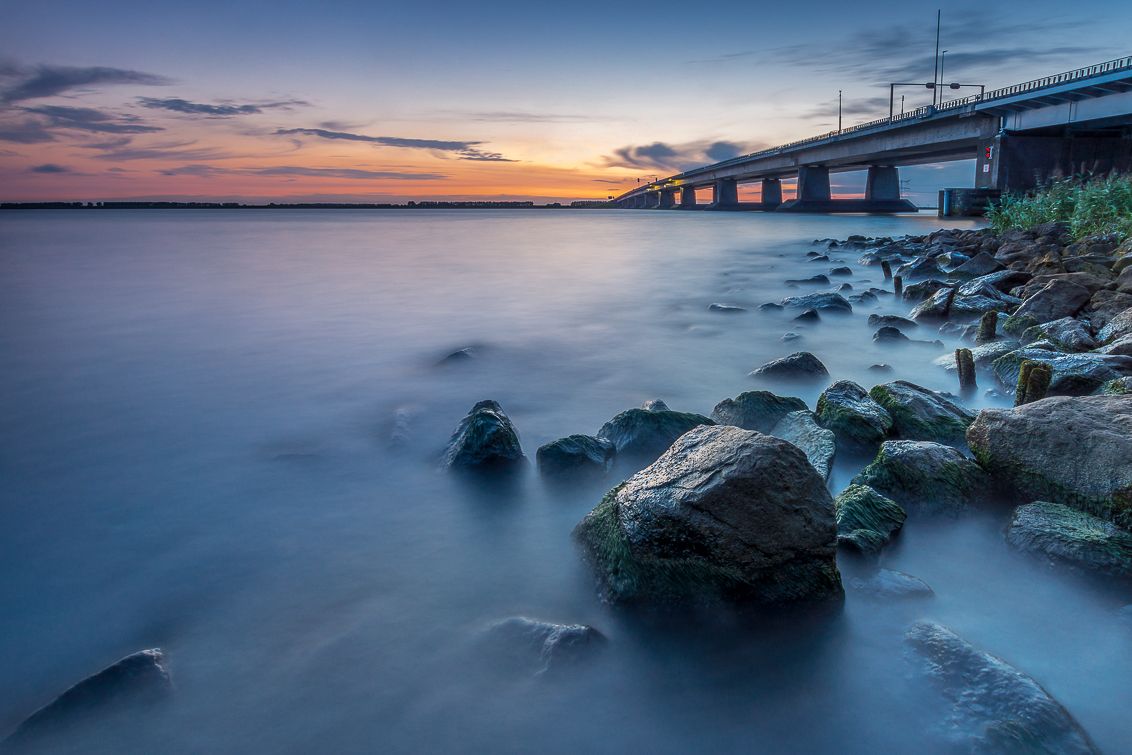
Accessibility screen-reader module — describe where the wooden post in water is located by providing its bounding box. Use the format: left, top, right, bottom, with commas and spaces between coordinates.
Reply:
893, 275, 903, 298
881, 260, 892, 281
976, 310, 998, 344
956, 348, 976, 393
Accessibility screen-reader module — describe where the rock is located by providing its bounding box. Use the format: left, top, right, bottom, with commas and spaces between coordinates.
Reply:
868, 381, 975, 445
778, 292, 853, 313
1098, 376, 1132, 394
758, 302, 784, 312
951, 251, 1005, 277
905, 621, 1099, 755
1012, 279, 1092, 324
991, 348, 1132, 396
910, 280, 1022, 320
1005, 501, 1132, 577
1020, 317, 1097, 352
785, 274, 830, 285
868, 314, 918, 329
850, 569, 933, 598
5, 649, 171, 746
1117, 265, 1132, 294
971, 268, 1032, 293
711, 390, 807, 432
829, 266, 853, 276
573, 425, 842, 606
836, 283, 853, 292
816, 380, 893, 452
896, 257, 945, 280
793, 308, 821, 323
751, 352, 829, 381
781, 331, 802, 342
596, 408, 714, 461
443, 400, 525, 469
709, 303, 747, 313
641, 399, 669, 412
834, 483, 906, 553
1016, 272, 1112, 299
1082, 289, 1132, 329
438, 346, 478, 365
967, 395, 1132, 529
852, 440, 987, 515
901, 279, 949, 302
536, 435, 615, 478
483, 617, 605, 673
1098, 334, 1132, 356
873, 326, 909, 343
770, 410, 835, 481
1097, 307, 1132, 343
868, 363, 894, 373
933, 342, 1016, 372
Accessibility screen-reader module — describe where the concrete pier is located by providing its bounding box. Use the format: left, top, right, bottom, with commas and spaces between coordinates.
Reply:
659, 188, 677, 209
761, 178, 782, 209
643, 191, 660, 209
679, 186, 697, 209
708, 178, 739, 210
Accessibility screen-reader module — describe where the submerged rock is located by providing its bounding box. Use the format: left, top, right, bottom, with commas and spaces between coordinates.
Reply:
5, 649, 171, 746
815, 380, 892, 452
770, 410, 835, 481
573, 425, 842, 606
834, 483, 906, 553
966, 395, 1132, 529
596, 408, 714, 462
785, 274, 830, 285
868, 381, 975, 445
708, 303, 747, 313
483, 617, 605, 674
851, 440, 987, 515
779, 292, 853, 313
1005, 501, 1132, 577
443, 400, 525, 470
751, 351, 829, 381
867, 314, 918, 330
850, 569, 933, 598
711, 390, 807, 433
641, 399, 670, 412
793, 308, 821, 323
906, 621, 1099, 755
536, 435, 615, 478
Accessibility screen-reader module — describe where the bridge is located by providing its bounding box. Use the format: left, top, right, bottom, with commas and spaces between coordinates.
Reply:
612, 56, 1132, 214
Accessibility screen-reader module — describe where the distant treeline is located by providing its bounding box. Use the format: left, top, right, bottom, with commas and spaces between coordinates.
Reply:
1, 200, 616, 210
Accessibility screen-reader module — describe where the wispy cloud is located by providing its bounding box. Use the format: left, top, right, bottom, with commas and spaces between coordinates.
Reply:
0, 63, 170, 103
22, 105, 163, 134
462, 111, 591, 123
138, 97, 309, 117
29, 163, 69, 173
159, 164, 447, 180
0, 118, 55, 143
91, 140, 232, 161
603, 139, 762, 172
277, 127, 514, 162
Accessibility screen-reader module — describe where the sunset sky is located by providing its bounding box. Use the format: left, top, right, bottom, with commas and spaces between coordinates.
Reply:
2, 1, 1129, 204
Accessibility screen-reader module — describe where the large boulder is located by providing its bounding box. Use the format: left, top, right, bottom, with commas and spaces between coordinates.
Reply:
815, 380, 893, 452
442, 400, 525, 469
573, 425, 842, 606
596, 408, 714, 461
1005, 501, 1132, 578
932, 341, 1016, 372
1083, 289, 1132, 329
778, 292, 853, 313
711, 390, 807, 433
868, 381, 975, 445
1012, 279, 1092, 324
851, 440, 987, 515
1097, 306, 1132, 343
909, 280, 1021, 320
482, 617, 605, 674
770, 410, 835, 481
5, 649, 171, 746
1019, 317, 1096, 352
536, 435, 615, 478
967, 395, 1132, 529
951, 251, 1005, 277
896, 256, 945, 280
906, 622, 1099, 755
834, 483, 906, 553
750, 351, 829, 381
991, 348, 1132, 396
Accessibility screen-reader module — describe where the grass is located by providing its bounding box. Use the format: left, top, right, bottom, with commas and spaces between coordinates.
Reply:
987, 173, 1132, 240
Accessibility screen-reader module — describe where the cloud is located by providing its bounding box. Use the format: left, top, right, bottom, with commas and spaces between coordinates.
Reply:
29, 163, 69, 173
22, 105, 163, 134
158, 164, 447, 180
0, 63, 169, 103
0, 118, 55, 143
603, 139, 762, 173
138, 97, 309, 117
804, 96, 893, 121
277, 127, 513, 162
461, 111, 591, 123
91, 140, 232, 161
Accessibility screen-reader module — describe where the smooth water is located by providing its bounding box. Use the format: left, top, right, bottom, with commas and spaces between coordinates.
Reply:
1, 209, 1129, 753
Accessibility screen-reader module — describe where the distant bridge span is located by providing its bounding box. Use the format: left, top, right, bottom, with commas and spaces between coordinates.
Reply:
613, 56, 1132, 213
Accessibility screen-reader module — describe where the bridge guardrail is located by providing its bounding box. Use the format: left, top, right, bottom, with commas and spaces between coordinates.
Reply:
632, 54, 1132, 196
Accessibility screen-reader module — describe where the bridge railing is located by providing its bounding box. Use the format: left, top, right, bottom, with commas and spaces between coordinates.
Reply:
635, 55, 1132, 196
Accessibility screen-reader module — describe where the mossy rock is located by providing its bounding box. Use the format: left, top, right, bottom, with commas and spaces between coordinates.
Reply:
834, 484, 906, 553
1006, 501, 1132, 577
816, 380, 892, 452
868, 381, 974, 446
1002, 313, 1039, 337
851, 440, 988, 516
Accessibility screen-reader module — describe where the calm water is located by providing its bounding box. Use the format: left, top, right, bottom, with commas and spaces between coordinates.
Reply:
1, 209, 1129, 753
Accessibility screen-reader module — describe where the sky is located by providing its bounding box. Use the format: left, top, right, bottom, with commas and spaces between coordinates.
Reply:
1, 1, 1129, 204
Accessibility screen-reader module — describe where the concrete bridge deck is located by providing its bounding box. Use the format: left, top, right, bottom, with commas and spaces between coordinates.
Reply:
614, 56, 1132, 213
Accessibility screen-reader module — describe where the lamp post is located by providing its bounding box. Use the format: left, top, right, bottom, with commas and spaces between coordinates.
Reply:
838, 89, 843, 133
932, 9, 942, 108
939, 50, 948, 104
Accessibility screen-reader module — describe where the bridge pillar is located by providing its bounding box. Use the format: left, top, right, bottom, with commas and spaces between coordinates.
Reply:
779, 164, 916, 213
798, 166, 832, 202
659, 188, 677, 209
864, 166, 900, 201
980, 132, 1132, 193
760, 178, 782, 209
679, 186, 697, 209
643, 191, 660, 209
708, 178, 739, 210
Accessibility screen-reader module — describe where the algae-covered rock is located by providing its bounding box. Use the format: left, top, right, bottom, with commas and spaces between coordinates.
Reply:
1097, 307, 1132, 343
536, 435, 615, 478
770, 410, 835, 481
443, 400, 525, 470
966, 395, 1132, 529
906, 621, 1099, 755
573, 425, 842, 606
1005, 501, 1132, 577
816, 380, 893, 452
596, 407, 714, 462
991, 348, 1132, 396
851, 440, 987, 515
711, 390, 807, 433
868, 380, 975, 445
1097, 376, 1132, 395
834, 483, 906, 553
1020, 317, 1097, 352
